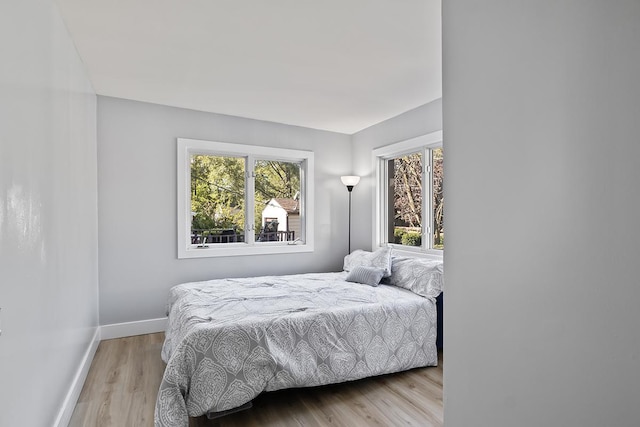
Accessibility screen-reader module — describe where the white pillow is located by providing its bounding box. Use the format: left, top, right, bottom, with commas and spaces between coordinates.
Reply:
346, 266, 385, 287
388, 257, 443, 298
343, 247, 392, 278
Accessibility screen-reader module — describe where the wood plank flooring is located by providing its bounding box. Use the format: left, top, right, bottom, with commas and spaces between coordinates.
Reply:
69, 333, 165, 427
69, 333, 443, 427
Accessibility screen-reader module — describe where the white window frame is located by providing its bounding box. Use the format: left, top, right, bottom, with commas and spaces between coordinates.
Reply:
372, 130, 443, 258
177, 138, 314, 258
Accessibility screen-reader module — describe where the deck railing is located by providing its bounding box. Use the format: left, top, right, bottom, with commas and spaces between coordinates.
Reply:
191, 229, 295, 244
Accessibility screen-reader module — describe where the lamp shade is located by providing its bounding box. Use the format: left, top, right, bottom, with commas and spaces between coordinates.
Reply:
340, 175, 361, 187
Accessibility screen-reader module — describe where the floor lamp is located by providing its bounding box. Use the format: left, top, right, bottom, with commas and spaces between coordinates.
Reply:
341, 175, 360, 254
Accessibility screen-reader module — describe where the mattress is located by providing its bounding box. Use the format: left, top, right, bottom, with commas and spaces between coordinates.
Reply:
154, 271, 438, 427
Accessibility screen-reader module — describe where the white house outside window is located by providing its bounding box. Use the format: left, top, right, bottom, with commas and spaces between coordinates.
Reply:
177, 138, 314, 258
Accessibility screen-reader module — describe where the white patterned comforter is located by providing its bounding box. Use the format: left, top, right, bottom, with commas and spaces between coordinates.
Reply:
155, 272, 438, 427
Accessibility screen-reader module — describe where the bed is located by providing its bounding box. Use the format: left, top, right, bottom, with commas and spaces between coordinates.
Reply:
154, 249, 443, 427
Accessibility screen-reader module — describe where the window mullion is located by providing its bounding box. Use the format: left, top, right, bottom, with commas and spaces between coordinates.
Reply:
245, 156, 255, 245
425, 147, 433, 250
385, 158, 394, 246
299, 160, 307, 242
382, 158, 389, 245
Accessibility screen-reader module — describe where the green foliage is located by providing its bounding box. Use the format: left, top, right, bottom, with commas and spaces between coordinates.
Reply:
254, 160, 300, 200
401, 231, 422, 247
191, 154, 245, 230
393, 228, 405, 244
190, 155, 301, 233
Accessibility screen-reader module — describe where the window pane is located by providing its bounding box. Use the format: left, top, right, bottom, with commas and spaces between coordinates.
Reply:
254, 160, 301, 242
190, 154, 245, 244
432, 147, 444, 250
389, 152, 423, 247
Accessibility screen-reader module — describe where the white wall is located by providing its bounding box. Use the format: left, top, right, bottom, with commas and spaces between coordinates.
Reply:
444, 1, 640, 426
350, 99, 442, 251
0, 1, 99, 426
97, 97, 351, 325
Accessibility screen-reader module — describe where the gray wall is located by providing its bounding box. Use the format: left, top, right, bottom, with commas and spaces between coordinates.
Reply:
444, 1, 640, 426
350, 99, 442, 251
97, 97, 352, 324
0, 0, 99, 425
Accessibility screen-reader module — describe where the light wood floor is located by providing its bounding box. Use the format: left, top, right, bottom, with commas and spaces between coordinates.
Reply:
69, 333, 443, 427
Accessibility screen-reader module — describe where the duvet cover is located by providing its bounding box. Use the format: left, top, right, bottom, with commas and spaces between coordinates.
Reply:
155, 271, 437, 427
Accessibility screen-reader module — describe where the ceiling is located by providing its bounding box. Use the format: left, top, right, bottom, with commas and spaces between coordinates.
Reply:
56, 0, 441, 134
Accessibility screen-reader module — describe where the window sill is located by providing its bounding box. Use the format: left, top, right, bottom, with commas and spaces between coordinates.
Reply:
384, 244, 443, 260
178, 242, 314, 259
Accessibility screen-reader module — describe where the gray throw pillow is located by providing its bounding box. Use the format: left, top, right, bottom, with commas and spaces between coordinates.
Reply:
346, 266, 385, 287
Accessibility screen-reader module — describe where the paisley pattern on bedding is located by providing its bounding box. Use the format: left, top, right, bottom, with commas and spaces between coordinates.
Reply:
388, 257, 444, 298
154, 271, 437, 427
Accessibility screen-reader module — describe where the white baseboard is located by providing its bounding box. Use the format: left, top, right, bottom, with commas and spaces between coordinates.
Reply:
100, 317, 167, 340
53, 327, 101, 427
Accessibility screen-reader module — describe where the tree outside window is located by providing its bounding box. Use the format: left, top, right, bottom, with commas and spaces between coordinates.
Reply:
190, 155, 301, 244
376, 133, 443, 253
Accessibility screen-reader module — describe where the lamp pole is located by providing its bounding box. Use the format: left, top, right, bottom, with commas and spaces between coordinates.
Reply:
347, 184, 354, 254
341, 175, 360, 255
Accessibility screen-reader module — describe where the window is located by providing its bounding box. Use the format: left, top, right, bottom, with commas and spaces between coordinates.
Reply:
177, 138, 314, 258
373, 131, 443, 255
